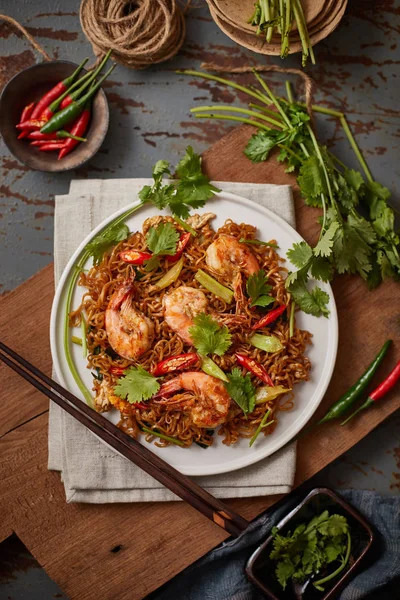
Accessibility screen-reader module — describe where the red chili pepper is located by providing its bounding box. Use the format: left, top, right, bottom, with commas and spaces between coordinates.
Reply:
166, 232, 191, 263
120, 249, 152, 265
16, 119, 47, 131
28, 131, 58, 140
341, 360, 400, 425
30, 140, 57, 146
58, 105, 91, 160
39, 142, 66, 152
251, 304, 288, 330
152, 353, 199, 376
17, 102, 35, 139
30, 58, 88, 121
109, 366, 127, 377
235, 353, 274, 386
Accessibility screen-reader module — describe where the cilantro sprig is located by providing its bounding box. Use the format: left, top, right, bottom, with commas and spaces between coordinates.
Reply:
183, 71, 400, 318
139, 146, 220, 220
144, 221, 180, 271
270, 510, 351, 591
188, 313, 231, 356
86, 222, 129, 266
246, 269, 275, 308
114, 366, 160, 404
224, 367, 256, 415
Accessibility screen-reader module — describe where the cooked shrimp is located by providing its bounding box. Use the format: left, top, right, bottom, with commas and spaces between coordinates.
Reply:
156, 371, 231, 428
105, 280, 154, 360
206, 234, 260, 282
163, 285, 208, 345
206, 234, 260, 303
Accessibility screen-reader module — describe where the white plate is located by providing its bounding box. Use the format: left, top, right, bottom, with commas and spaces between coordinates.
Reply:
50, 191, 338, 476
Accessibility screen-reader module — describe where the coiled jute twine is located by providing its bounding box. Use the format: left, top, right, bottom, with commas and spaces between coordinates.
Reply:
80, 0, 189, 69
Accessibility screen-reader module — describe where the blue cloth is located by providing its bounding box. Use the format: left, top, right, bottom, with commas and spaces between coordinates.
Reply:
148, 491, 400, 600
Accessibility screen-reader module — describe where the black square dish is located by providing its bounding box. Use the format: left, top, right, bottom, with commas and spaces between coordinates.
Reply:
246, 488, 374, 600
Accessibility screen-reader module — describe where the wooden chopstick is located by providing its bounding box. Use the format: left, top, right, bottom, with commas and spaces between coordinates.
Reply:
0, 341, 249, 537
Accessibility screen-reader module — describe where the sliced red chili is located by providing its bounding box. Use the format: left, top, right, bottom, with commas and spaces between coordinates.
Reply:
109, 366, 127, 377
235, 353, 274, 387
152, 353, 199, 376
251, 304, 288, 330
120, 249, 152, 265
166, 232, 191, 263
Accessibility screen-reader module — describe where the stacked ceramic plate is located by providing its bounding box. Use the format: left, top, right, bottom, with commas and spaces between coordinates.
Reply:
206, 0, 348, 56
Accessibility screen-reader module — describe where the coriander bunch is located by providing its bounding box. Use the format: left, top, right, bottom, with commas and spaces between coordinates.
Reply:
181, 69, 400, 317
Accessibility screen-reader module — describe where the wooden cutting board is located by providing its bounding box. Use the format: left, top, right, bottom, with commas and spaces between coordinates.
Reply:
0, 125, 399, 600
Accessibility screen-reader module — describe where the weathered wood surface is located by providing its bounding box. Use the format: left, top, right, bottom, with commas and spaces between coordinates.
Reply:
0, 125, 399, 600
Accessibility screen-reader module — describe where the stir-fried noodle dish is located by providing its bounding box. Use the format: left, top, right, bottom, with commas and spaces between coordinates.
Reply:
70, 213, 312, 449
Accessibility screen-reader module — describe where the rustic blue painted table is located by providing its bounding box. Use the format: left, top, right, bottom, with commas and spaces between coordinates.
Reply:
0, 1, 399, 597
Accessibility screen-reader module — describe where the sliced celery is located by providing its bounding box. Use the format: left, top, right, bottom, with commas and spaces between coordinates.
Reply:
249, 333, 283, 353
195, 269, 233, 303
153, 256, 184, 291
255, 385, 291, 404
201, 356, 229, 382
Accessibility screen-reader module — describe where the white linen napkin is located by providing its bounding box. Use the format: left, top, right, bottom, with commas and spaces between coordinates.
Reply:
48, 179, 297, 502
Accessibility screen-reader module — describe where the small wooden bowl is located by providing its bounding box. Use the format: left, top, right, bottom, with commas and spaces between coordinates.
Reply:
0, 60, 109, 172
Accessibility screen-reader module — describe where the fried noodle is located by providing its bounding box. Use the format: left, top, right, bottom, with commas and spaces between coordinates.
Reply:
70, 217, 312, 448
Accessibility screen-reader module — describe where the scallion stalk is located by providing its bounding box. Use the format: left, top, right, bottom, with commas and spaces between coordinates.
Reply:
249, 409, 274, 447
141, 426, 185, 447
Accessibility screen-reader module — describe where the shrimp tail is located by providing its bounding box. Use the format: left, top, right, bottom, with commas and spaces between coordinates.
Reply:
109, 280, 135, 310
153, 376, 183, 399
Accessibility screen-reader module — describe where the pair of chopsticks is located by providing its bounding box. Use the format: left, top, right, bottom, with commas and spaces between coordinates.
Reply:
0, 341, 249, 537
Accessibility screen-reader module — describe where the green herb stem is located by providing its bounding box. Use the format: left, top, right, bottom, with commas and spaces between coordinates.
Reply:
252, 69, 292, 128
191, 105, 284, 129
81, 313, 88, 358
285, 80, 294, 104
177, 70, 272, 107
193, 113, 274, 132
289, 300, 295, 337
173, 215, 197, 236
340, 115, 373, 183
141, 426, 185, 447
249, 409, 274, 447
313, 531, 352, 591
71, 336, 82, 345
249, 103, 284, 121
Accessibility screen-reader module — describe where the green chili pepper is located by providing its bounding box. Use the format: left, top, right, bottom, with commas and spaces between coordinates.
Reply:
317, 339, 392, 425
40, 64, 115, 134
45, 49, 112, 117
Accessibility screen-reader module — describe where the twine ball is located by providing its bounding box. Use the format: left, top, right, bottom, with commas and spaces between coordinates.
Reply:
80, 0, 186, 69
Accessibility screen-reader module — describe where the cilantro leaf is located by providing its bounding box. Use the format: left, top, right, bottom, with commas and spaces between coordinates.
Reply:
298, 155, 326, 206
146, 222, 179, 256
289, 279, 330, 317
246, 269, 274, 307
86, 223, 129, 266
343, 168, 364, 191
189, 313, 231, 356
244, 130, 287, 163
310, 256, 334, 282
314, 222, 339, 257
332, 221, 373, 279
287, 241, 313, 269
270, 510, 350, 590
138, 146, 219, 220
153, 159, 170, 178
224, 367, 256, 415
114, 366, 160, 404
